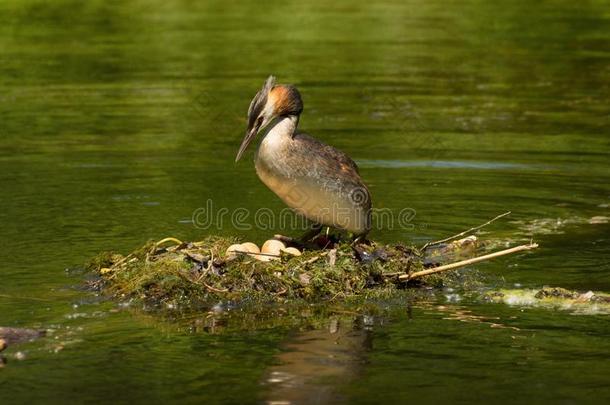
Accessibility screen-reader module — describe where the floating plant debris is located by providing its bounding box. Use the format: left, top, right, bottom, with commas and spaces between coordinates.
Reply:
484, 287, 610, 315
86, 228, 537, 311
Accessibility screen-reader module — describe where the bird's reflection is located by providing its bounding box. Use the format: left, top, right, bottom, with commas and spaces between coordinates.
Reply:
262, 315, 373, 405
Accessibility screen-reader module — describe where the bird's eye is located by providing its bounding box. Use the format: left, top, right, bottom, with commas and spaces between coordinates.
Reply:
257, 116, 263, 125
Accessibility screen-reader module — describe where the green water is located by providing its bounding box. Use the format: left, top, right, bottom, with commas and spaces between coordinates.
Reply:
1, 0, 609, 403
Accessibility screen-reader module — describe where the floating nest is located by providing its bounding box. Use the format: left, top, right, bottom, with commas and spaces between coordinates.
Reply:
83, 218, 609, 317
86, 228, 537, 311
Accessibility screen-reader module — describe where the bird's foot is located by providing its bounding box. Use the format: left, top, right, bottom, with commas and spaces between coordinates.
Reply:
272, 234, 304, 249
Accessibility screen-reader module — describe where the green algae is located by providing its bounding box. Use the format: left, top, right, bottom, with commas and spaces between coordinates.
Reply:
483, 287, 610, 315
86, 236, 476, 311
85, 236, 609, 317
126, 294, 435, 334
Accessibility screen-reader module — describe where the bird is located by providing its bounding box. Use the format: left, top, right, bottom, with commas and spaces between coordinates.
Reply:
235, 76, 371, 240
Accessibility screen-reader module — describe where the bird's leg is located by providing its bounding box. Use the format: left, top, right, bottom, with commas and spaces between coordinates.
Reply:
299, 223, 323, 243
273, 234, 304, 249
273, 223, 323, 247
350, 233, 370, 246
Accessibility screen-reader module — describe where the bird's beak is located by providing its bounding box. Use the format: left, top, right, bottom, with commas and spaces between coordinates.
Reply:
235, 119, 262, 162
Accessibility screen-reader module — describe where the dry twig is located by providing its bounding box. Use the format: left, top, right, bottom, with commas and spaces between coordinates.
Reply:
202, 281, 229, 293
421, 211, 511, 250
233, 250, 280, 258
399, 242, 538, 281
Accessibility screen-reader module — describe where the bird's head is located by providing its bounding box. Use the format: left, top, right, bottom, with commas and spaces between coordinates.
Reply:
235, 76, 303, 162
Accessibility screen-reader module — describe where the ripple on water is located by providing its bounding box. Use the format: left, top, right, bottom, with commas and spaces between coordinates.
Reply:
356, 159, 537, 170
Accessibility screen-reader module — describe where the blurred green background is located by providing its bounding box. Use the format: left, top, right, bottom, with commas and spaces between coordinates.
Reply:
0, 0, 609, 403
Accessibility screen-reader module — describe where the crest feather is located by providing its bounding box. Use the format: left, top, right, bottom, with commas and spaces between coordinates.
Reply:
247, 75, 276, 128
264, 75, 276, 92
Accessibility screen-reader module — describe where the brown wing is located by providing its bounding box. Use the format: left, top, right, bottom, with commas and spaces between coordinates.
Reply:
279, 131, 371, 210
291, 131, 361, 176
255, 130, 372, 233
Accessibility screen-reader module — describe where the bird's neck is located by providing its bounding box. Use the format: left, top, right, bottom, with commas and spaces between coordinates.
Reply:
256, 114, 299, 161
263, 114, 299, 140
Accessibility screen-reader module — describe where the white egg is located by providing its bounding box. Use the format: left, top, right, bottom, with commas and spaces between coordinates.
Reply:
225, 243, 244, 259
281, 247, 302, 256
241, 242, 260, 255
261, 239, 285, 255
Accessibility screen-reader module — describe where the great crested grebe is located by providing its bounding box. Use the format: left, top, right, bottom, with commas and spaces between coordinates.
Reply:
235, 76, 371, 238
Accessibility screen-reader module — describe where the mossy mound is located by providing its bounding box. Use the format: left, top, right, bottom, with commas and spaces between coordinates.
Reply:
86, 236, 481, 311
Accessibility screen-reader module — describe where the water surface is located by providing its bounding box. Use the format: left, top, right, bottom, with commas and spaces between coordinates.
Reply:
1, 0, 609, 403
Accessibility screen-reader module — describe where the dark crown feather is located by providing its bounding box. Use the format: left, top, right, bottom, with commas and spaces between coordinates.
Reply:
247, 76, 276, 128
